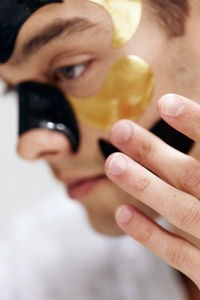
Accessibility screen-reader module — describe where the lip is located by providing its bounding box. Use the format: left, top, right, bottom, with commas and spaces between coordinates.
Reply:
63, 175, 106, 200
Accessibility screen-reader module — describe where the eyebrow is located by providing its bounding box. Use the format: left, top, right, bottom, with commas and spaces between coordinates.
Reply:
13, 17, 99, 64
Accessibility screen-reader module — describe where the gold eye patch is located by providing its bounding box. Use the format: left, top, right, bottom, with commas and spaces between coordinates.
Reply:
89, 0, 142, 48
68, 56, 154, 130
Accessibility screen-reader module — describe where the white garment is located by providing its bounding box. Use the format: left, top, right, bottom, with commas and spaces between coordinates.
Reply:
0, 192, 188, 300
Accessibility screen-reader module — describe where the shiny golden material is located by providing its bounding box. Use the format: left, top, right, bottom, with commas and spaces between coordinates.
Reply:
89, 0, 142, 48
68, 56, 155, 130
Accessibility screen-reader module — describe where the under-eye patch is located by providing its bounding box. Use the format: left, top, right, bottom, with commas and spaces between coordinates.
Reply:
89, 0, 142, 48
0, 0, 63, 63
68, 56, 154, 130
151, 119, 194, 154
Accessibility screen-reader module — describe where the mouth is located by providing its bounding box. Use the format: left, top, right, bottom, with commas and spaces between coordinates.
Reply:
64, 175, 106, 200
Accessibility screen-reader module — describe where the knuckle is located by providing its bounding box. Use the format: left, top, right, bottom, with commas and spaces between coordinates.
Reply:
178, 163, 200, 194
167, 242, 188, 268
137, 223, 155, 244
193, 119, 200, 142
135, 138, 153, 163
133, 176, 151, 194
174, 202, 200, 231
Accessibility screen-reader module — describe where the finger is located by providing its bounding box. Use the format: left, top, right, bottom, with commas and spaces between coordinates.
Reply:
115, 204, 200, 287
109, 120, 200, 200
105, 153, 200, 239
158, 94, 200, 142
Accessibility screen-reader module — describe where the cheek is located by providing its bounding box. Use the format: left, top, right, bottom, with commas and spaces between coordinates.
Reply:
68, 56, 155, 131
78, 122, 109, 146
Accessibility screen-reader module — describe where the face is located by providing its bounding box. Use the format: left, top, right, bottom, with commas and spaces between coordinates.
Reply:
0, 0, 200, 235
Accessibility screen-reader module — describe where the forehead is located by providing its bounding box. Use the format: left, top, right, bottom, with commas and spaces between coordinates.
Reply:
0, 0, 142, 65
0, 0, 63, 63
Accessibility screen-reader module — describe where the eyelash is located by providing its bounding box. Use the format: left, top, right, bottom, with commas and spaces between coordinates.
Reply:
2, 61, 92, 95
52, 61, 89, 83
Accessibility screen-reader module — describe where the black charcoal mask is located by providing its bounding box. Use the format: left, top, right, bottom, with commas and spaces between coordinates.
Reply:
1, 0, 81, 152
0, 0, 63, 63
18, 82, 80, 152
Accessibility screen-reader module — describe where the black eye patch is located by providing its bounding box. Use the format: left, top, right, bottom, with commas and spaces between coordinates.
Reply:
150, 119, 194, 154
18, 81, 80, 152
0, 0, 63, 63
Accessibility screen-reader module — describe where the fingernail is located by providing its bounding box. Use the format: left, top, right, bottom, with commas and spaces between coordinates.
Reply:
111, 121, 132, 144
116, 206, 134, 224
108, 155, 128, 176
160, 95, 185, 117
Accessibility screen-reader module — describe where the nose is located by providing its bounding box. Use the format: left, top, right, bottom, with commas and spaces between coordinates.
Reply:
17, 129, 71, 161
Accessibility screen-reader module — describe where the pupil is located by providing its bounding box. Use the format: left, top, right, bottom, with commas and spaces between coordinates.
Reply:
64, 66, 74, 77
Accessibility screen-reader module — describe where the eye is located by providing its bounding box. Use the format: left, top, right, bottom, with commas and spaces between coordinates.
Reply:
53, 62, 88, 82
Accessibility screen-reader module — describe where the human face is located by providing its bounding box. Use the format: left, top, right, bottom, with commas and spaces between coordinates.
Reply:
0, 0, 199, 235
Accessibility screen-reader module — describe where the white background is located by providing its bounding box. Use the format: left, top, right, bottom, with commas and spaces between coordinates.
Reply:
0, 81, 64, 234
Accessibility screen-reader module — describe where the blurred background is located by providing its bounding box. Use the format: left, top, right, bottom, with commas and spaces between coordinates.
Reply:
0, 80, 64, 234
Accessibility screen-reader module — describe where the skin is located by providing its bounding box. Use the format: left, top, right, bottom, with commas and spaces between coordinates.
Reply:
1, 0, 200, 296
105, 97, 200, 295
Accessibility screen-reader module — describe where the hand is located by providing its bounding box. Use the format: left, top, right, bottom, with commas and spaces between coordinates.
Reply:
105, 94, 200, 288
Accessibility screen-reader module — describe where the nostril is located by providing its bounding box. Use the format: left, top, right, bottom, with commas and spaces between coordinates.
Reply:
37, 151, 60, 159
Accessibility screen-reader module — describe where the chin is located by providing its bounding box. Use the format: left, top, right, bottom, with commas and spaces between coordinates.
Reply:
79, 179, 158, 235
87, 212, 125, 236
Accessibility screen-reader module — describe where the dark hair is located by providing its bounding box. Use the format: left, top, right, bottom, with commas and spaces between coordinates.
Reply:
148, 0, 190, 37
